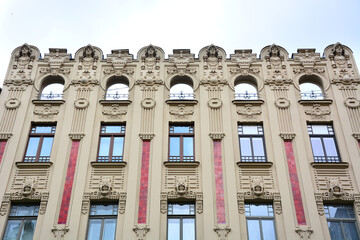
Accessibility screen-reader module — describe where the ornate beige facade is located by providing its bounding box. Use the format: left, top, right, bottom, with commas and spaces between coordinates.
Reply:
0, 43, 359, 240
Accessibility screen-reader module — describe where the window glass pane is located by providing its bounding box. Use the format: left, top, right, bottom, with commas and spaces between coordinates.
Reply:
328, 221, 344, 240
247, 204, 272, 217
3, 220, 21, 240
106, 83, 129, 100
310, 138, 325, 156
183, 137, 194, 156
247, 219, 261, 240
40, 137, 54, 156
167, 218, 180, 240
169, 204, 194, 215
172, 126, 191, 133
25, 137, 40, 156
343, 222, 360, 240
34, 126, 54, 133
104, 126, 122, 133
182, 218, 196, 240
41, 83, 64, 100
113, 137, 124, 156
90, 204, 118, 216
242, 126, 259, 135
252, 138, 265, 156
262, 220, 276, 240
19, 219, 36, 240
323, 138, 338, 157
170, 137, 180, 156
327, 205, 351, 218
311, 125, 329, 135
99, 137, 111, 156
87, 219, 101, 240
300, 83, 323, 100
103, 219, 117, 240
240, 138, 252, 156
11, 205, 39, 216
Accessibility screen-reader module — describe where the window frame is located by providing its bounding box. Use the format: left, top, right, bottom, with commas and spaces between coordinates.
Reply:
3, 204, 39, 240
238, 124, 267, 162
167, 203, 196, 240
324, 204, 360, 239
307, 124, 341, 163
86, 203, 118, 240
23, 125, 56, 162
97, 125, 126, 162
168, 124, 195, 162
245, 203, 277, 240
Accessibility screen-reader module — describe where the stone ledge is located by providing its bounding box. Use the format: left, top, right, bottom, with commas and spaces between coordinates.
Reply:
91, 161, 127, 168
165, 99, 198, 105
236, 162, 273, 168
32, 100, 65, 105
298, 99, 333, 105
163, 161, 200, 168
16, 162, 53, 168
310, 162, 349, 169
99, 100, 132, 105
232, 99, 264, 105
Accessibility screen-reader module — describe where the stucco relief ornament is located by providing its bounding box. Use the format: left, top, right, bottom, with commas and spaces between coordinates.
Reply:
102, 104, 127, 119
214, 226, 231, 240
264, 44, 291, 87
34, 104, 59, 119
104, 49, 134, 76
295, 226, 313, 240
304, 104, 330, 120
229, 49, 260, 76
168, 49, 196, 76
237, 104, 261, 119
73, 45, 99, 86
39, 48, 71, 75
169, 104, 194, 119
330, 43, 359, 86
133, 225, 150, 240
293, 48, 324, 75
201, 45, 227, 86
5, 44, 35, 86
137, 45, 162, 86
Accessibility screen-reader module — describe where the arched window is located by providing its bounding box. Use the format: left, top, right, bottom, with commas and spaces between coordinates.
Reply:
234, 76, 258, 100
169, 76, 194, 100
40, 76, 64, 100
106, 76, 129, 100
299, 75, 324, 100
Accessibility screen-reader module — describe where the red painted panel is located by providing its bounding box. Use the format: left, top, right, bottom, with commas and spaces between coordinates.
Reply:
138, 141, 150, 224
0, 141, 7, 165
213, 141, 226, 224
58, 141, 80, 224
284, 141, 307, 225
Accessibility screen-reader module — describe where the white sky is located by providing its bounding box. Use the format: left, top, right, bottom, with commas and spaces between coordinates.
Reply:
0, 0, 359, 86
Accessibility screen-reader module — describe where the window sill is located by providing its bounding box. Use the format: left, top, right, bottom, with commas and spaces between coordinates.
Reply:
310, 162, 348, 169
16, 162, 53, 169
163, 161, 200, 168
298, 99, 333, 105
236, 161, 273, 168
91, 161, 127, 168
32, 100, 65, 105
99, 100, 132, 106
165, 99, 198, 105
232, 99, 264, 105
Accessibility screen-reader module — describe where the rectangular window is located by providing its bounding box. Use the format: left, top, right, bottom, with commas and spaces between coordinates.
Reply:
24, 125, 56, 162
324, 205, 360, 240
245, 203, 277, 240
169, 125, 194, 162
97, 125, 125, 162
238, 125, 266, 162
167, 203, 196, 240
3, 205, 39, 240
307, 125, 340, 162
87, 204, 118, 240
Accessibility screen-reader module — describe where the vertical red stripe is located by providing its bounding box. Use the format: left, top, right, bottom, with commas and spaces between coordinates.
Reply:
284, 141, 307, 225
358, 140, 360, 148
213, 141, 226, 224
0, 141, 7, 165
138, 141, 150, 224
58, 141, 80, 224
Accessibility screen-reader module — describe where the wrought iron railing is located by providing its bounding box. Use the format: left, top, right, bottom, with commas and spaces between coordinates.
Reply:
97, 156, 123, 162
169, 156, 195, 162
300, 91, 325, 100
234, 91, 259, 100
240, 156, 266, 162
105, 92, 129, 100
169, 92, 194, 100
39, 92, 63, 100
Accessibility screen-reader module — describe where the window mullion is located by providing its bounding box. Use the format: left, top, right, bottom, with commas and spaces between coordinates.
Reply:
36, 137, 44, 161
320, 137, 328, 161
17, 219, 25, 240
180, 135, 184, 161
250, 136, 255, 160
259, 219, 264, 240
100, 218, 105, 240
109, 136, 115, 161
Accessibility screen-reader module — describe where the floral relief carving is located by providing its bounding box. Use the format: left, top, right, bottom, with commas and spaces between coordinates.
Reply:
229, 49, 260, 76
292, 48, 324, 75
102, 104, 127, 119
201, 45, 227, 87
72, 45, 99, 86
304, 104, 331, 120
137, 45, 162, 86
168, 49, 196, 76
34, 104, 59, 119
169, 104, 194, 119
237, 104, 261, 119
39, 48, 71, 76
104, 49, 134, 76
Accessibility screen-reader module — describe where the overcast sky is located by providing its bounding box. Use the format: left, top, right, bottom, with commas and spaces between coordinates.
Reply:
0, 0, 359, 85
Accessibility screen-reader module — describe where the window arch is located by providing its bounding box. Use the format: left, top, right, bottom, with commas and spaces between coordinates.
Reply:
169, 76, 194, 100
40, 76, 65, 100
105, 76, 129, 100
299, 75, 324, 100
234, 76, 258, 100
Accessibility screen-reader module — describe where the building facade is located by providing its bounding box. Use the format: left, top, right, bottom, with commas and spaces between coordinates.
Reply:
0, 43, 359, 240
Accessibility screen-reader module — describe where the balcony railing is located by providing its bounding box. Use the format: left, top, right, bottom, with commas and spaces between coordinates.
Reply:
301, 91, 325, 100
169, 92, 194, 100
234, 91, 259, 100
97, 156, 123, 162
240, 156, 266, 162
39, 92, 63, 100
105, 92, 129, 100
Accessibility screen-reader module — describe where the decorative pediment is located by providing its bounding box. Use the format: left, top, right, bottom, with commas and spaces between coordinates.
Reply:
73, 45, 100, 86
264, 44, 290, 87
229, 49, 260, 76
237, 192, 282, 215
168, 49, 196, 76
104, 49, 134, 76
201, 45, 226, 87
137, 45, 163, 86
81, 191, 127, 215
40, 48, 71, 76
293, 48, 324, 75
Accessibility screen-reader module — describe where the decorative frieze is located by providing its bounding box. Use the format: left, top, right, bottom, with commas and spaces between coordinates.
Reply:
292, 48, 324, 75
104, 49, 134, 76
40, 48, 71, 76
168, 49, 196, 76
229, 49, 260, 76
102, 104, 127, 119
34, 104, 60, 119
